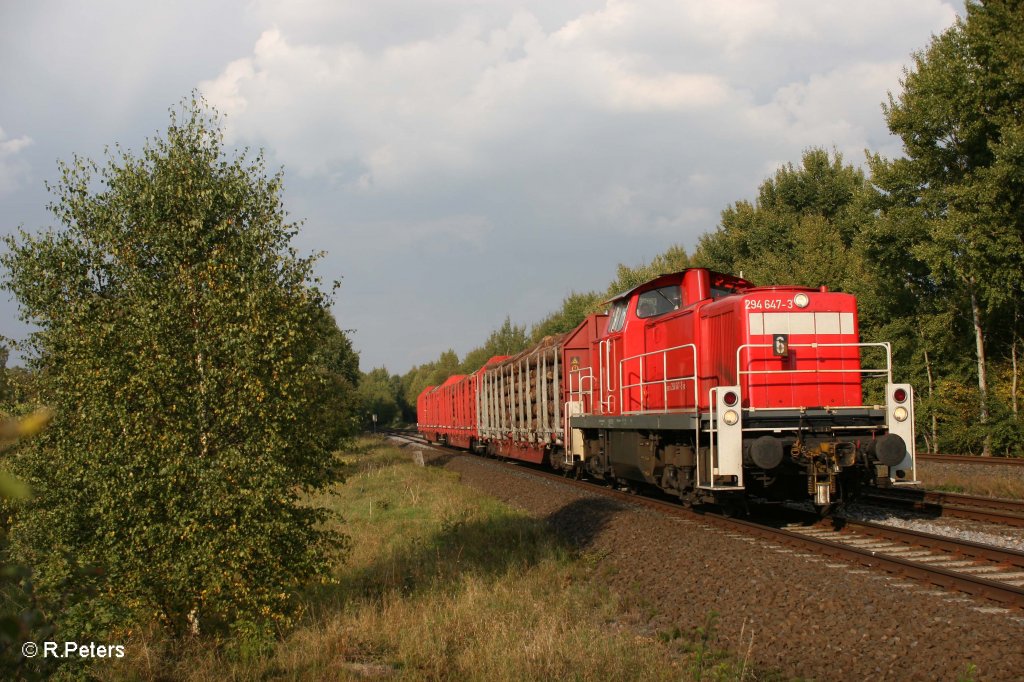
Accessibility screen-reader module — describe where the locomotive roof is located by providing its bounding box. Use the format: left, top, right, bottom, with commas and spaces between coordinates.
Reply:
605, 268, 751, 304
605, 271, 688, 304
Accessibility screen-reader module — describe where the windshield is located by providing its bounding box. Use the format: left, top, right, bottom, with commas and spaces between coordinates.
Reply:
636, 285, 682, 319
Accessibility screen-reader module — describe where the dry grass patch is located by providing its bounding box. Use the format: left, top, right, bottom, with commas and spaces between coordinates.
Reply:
923, 470, 1024, 500
97, 438, 763, 681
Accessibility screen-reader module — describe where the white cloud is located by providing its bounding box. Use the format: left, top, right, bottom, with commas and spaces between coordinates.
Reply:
0, 126, 32, 194
201, 1, 956, 199
198, 9, 755, 189
747, 60, 911, 161
599, 63, 730, 112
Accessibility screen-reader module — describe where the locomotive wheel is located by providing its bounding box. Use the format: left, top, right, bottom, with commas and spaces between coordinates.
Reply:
547, 448, 563, 472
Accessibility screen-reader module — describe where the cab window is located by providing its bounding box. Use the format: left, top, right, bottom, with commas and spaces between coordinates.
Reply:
636, 285, 682, 319
607, 300, 627, 333
710, 284, 738, 299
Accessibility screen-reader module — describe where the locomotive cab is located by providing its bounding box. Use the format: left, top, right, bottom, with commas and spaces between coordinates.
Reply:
595, 269, 751, 415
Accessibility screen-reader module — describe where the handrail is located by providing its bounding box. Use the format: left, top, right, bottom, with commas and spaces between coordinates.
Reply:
600, 339, 615, 413
701, 386, 722, 489
568, 367, 595, 415
617, 343, 698, 415
735, 341, 892, 386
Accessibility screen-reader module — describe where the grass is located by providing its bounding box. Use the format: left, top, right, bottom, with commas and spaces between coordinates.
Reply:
96, 438, 763, 681
922, 470, 1024, 500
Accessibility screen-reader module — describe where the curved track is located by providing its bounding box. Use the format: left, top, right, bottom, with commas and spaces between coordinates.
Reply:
385, 430, 1024, 610
861, 488, 1024, 528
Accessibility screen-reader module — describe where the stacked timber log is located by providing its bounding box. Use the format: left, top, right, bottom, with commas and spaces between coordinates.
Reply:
478, 333, 568, 443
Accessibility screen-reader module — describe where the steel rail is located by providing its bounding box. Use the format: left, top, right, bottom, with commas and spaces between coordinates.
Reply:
833, 517, 1024, 567
862, 489, 1024, 528
918, 453, 1024, 467
521, 465, 1024, 610
778, 519, 1024, 608
383, 431, 1024, 609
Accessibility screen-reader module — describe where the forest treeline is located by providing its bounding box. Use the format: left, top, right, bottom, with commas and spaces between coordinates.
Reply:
364, 1, 1024, 457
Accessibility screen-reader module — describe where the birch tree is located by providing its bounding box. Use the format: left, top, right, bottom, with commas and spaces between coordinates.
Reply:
1, 96, 345, 642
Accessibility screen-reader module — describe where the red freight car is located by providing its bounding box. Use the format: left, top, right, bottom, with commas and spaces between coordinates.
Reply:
416, 384, 436, 437
476, 336, 565, 463
419, 268, 917, 508
418, 374, 473, 448
418, 355, 510, 450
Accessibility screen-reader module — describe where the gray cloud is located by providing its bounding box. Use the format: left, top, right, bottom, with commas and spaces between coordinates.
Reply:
1, 0, 961, 372
0, 126, 33, 194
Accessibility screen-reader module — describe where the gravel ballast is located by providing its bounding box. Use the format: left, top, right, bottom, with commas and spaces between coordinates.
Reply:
426, 450, 1024, 681
843, 502, 1024, 552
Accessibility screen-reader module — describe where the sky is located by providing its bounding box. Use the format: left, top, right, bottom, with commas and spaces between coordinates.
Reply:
0, 0, 961, 374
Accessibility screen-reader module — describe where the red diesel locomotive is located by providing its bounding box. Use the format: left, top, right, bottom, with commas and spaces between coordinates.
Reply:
417, 268, 917, 507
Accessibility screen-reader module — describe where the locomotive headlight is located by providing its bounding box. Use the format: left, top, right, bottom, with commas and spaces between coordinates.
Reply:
793, 293, 810, 308
723, 409, 739, 426
893, 406, 909, 422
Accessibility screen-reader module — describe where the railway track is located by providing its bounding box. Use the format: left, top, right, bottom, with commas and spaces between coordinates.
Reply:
918, 453, 1024, 466
390, 430, 1024, 527
861, 488, 1024, 528
383, 430, 1024, 610
788, 517, 1024, 608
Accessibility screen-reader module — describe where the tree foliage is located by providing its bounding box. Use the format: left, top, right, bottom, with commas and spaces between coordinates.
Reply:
602, 245, 694, 298
529, 291, 603, 343
694, 148, 872, 293
460, 317, 530, 373
0, 346, 9, 407
310, 308, 362, 449
0, 96, 347, 642
357, 367, 404, 427
0, 410, 53, 679
869, 0, 1024, 454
